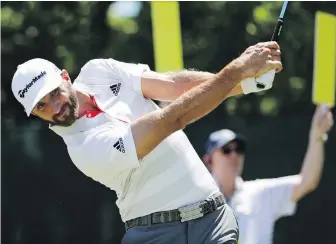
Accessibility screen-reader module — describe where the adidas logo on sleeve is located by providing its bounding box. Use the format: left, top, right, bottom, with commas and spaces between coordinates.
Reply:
110, 83, 121, 96
113, 138, 125, 153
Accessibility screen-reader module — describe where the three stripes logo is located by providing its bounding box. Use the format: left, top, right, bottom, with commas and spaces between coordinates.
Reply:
113, 138, 125, 153
110, 83, 121, 96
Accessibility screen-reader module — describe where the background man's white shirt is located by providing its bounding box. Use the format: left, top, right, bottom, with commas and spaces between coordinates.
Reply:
51, 59, 220, 222
227, 175, 301, 244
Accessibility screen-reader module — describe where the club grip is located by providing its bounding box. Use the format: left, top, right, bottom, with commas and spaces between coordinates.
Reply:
271, 19, 284, 41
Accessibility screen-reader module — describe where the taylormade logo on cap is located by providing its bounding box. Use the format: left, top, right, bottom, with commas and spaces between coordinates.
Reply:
18, 71, 47, 98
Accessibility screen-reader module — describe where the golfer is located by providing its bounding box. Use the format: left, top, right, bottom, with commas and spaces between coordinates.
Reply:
203, 105, 333, 244
12, 41, 282, 244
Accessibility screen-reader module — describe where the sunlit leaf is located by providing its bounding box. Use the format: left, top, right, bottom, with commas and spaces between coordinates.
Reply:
246, 23, 257, 36
260, 96, 278, 116
1, 7, 24, 29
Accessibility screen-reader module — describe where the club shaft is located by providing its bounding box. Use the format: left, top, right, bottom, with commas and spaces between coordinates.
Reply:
272, 2, 288, 41
279, 1, 289, 19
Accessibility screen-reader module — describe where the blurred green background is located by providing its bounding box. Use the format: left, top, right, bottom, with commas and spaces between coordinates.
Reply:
2, 1, 336, 244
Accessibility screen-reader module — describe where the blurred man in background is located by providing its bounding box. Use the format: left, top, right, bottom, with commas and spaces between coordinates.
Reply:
203, 104, 333, 244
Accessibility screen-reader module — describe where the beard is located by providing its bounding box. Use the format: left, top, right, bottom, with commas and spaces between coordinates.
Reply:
48, 89, 79, 127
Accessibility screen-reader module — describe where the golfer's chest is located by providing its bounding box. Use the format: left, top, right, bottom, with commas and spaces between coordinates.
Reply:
92, 84, 137, 123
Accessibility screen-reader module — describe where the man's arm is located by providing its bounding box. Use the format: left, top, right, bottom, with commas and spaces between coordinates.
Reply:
140, 44, 281, 102
132, 41, 282, 159
140, 70, 243, 102
241, 105, 333, 221
291, 104, 334, 202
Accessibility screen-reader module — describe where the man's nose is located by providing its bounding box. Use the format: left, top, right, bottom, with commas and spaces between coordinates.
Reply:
229, 150, 240, 158
50, 101, 62, 114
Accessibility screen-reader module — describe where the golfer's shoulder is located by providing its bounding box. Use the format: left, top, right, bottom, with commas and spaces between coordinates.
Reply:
79, 58, 123, 76
74, 58, 124, 86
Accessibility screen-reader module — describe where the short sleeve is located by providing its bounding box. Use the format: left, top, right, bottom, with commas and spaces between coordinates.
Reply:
66, 122, 140, 178
76, 58, 151, 95
253, 175, 302, 220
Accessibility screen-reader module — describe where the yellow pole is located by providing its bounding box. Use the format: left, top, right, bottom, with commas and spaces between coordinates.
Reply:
150, 1, 184, 72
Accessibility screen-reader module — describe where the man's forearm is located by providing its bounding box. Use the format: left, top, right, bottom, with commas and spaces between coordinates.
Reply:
167, 69, 243, 98
166, 69, 214, 84
163, 62, 244, 127
292, 136, 325, 202
300, 137, 324, 188
140, 69, 243, 103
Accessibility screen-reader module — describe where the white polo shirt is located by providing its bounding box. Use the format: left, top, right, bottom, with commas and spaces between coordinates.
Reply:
50, 58, 220, 222
226, 175, 301, 244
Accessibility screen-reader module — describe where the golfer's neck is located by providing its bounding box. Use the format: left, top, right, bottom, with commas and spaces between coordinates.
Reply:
75, 90, 97, 117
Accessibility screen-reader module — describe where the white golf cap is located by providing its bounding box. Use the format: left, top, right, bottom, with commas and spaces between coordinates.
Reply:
11, 58, 63, 116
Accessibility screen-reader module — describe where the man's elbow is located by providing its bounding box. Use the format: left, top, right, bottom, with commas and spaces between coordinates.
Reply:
301, 181, 318, 201
303, 170, 322, 192
294, 176, 319, 201
163, 117, 186, 134
175, 117, 186, 131
305, 178, 319, 192
291, 174, 319, 202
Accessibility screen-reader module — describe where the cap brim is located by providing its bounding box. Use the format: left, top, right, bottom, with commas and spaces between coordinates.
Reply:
212, 134, 246, 152
25, 73, 63, 116
224, 134, 246, 148
232, 136, 247, 151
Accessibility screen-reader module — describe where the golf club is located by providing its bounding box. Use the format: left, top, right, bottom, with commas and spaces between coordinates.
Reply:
256, 1, 289, 89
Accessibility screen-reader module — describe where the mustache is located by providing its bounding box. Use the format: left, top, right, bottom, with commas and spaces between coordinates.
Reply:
52, 103, 70, 120
51, 95, 78, 126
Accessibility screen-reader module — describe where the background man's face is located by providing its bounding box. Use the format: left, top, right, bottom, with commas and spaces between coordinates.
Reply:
210, 141, 245, 186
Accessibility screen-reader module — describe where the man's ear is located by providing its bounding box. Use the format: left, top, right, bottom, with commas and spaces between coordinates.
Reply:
203, 154, 212, 172
61, 69, 71, 82
203, 154, 210, 164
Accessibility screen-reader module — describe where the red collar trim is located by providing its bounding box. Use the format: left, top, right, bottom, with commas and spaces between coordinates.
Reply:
85, 96, 103, 118
84, 96, 128, 124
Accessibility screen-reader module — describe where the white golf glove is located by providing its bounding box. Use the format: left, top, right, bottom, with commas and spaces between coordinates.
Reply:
240, 69, 276, 94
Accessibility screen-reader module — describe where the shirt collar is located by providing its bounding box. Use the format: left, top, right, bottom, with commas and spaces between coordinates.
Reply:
235, 176, 244, 191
